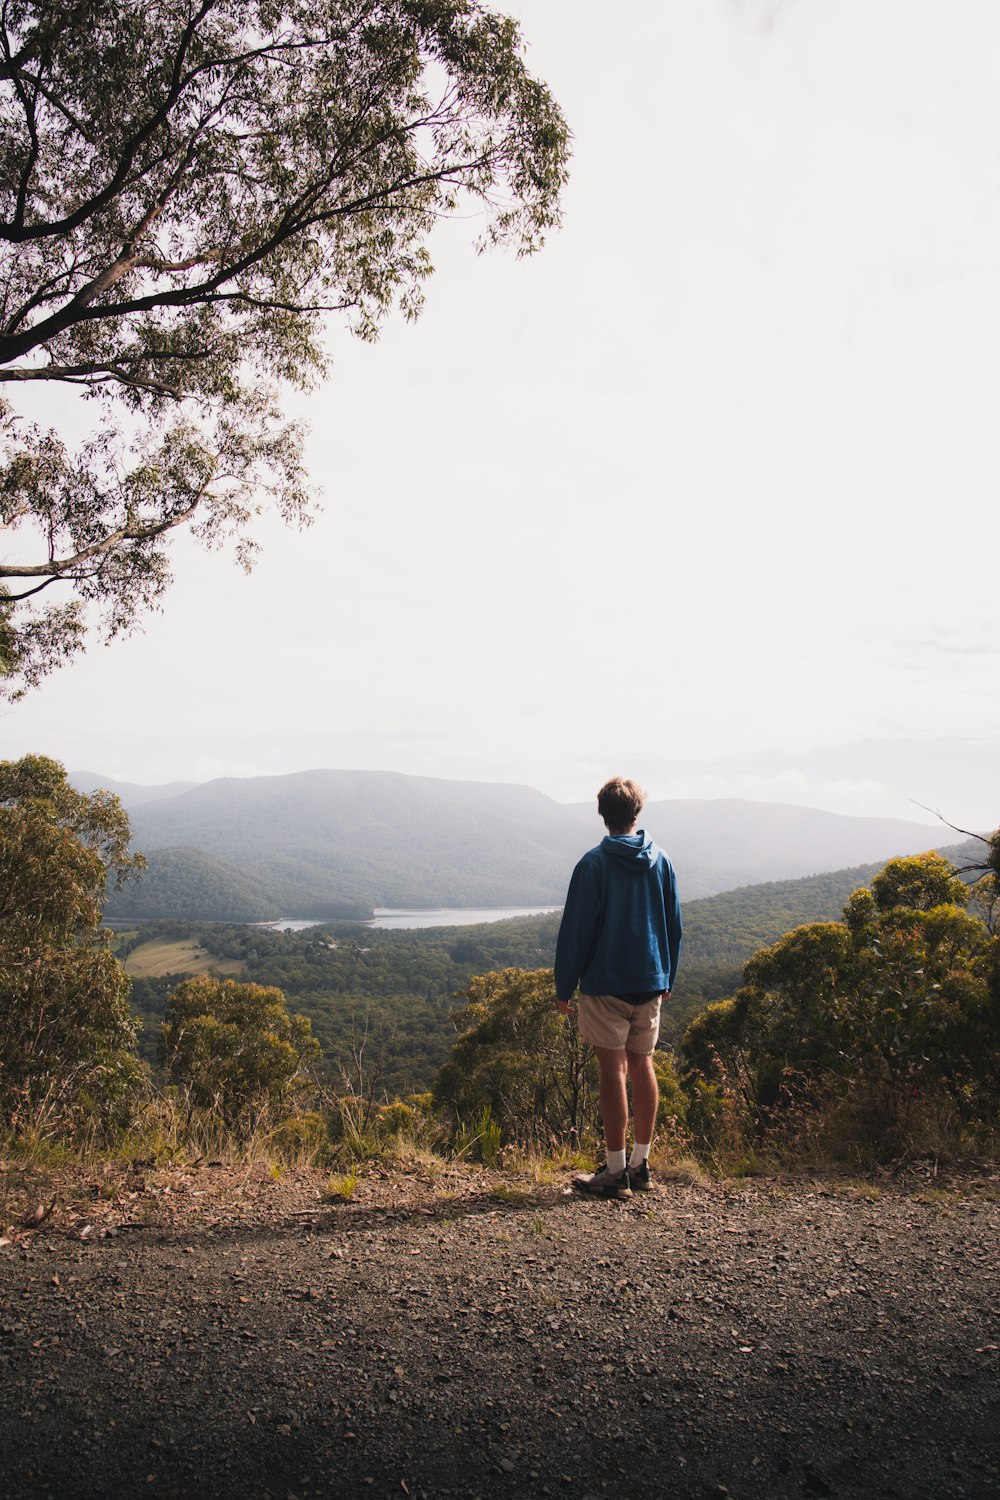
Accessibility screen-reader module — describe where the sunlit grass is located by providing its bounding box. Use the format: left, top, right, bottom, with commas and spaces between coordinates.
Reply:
489, 1182, 538, 1205
322, 1170, 359, 1202
123, 938, 245, 979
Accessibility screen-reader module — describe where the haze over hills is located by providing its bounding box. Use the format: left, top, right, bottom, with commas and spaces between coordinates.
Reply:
73, 772, 200, 807
79, 767, 967, 921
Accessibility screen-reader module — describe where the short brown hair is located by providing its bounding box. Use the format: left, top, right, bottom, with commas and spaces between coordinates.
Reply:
597, 777, 645, 833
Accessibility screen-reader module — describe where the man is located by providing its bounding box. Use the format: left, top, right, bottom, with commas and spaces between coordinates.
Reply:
554, 777, 682, 1199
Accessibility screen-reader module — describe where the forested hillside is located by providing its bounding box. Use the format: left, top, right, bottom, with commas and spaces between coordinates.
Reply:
108, 847, 286, 923
110, 770, 590, 916
125, 846, 975, 1091
128, 913, 562, 1094
110, 846, 370, 922
97, 767, 961, 919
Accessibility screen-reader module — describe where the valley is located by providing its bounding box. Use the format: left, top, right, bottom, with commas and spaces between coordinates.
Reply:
73, 767, 966, 922
119, 837, 981, 1090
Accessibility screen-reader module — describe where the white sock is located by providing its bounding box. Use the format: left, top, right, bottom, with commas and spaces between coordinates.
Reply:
606, 1148, 627, 1175
629, 1144, 650, 1169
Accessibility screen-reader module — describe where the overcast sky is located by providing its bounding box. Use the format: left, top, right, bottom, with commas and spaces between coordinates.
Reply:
2, 0, 998, 829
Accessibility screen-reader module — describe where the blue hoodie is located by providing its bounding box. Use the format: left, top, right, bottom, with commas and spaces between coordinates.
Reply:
554, 831, 682, 1003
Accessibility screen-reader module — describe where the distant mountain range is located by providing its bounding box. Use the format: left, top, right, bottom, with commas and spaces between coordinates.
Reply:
74, 772, 200, 807
70, 768, 968, 922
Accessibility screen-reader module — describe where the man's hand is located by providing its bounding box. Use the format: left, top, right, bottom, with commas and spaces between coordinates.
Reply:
556, 999, 572, 1016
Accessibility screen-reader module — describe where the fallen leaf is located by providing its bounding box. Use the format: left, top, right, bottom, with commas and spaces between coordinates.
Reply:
21, 1199, 56, 1229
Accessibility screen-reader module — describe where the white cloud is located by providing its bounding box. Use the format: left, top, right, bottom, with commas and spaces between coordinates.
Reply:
648, 769, 919, 822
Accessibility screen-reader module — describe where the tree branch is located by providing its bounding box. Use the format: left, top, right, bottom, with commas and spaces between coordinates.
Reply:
0, 143, 493, 369
0, 493, 209, 584
0, 11, 358, 245
4, 31, 41, 232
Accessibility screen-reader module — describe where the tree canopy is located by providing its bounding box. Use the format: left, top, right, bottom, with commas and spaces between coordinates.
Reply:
160, 975, 319, 1125
0, 0, 569, 693
0, 755, 145, 1134
433, 967, 597, 1145
0, 752, 144, 937
681, 850, 1000, 1158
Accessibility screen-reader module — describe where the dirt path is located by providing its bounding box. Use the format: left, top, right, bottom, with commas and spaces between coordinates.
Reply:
2, 1161, 998, 1500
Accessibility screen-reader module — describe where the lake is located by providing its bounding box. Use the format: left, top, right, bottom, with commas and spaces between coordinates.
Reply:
260, 905, 560, 933
370, 905, 561, 929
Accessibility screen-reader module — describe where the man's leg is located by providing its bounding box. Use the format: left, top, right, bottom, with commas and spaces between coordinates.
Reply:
620, 996, 662, 1185
571, 1045, 632, 1197
572, 1001, 633, 1197
595, 1046, 629, 1155
626, 1048, 659, 1147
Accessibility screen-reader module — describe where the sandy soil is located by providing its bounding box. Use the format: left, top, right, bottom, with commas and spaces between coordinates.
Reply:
1, 1158, 998, 1500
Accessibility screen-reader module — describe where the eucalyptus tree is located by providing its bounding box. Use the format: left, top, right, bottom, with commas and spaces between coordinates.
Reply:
160, 975, 319, 1126
681, 851, 999, 1156
434, 967, 598, 1144
0, 0, 569, 693
0, 754, 146, 1134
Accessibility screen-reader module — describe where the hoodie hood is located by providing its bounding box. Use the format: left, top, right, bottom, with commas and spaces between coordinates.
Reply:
601, 830, 657, 872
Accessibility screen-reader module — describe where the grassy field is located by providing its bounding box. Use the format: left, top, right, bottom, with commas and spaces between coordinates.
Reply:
124, 938, 246, 979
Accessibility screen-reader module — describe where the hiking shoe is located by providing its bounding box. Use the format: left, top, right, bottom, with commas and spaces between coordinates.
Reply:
572, 1164, 632, 1200
628, 1159, 652, 1192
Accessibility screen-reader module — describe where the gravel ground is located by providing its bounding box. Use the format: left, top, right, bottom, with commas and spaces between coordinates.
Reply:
1, 1159, 998, 1500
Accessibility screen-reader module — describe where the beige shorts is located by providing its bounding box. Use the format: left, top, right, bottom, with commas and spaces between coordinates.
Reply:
578, 993, 663, 1055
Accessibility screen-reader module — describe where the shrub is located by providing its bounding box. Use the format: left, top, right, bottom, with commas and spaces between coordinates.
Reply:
680, 849, 1000, 1162
160, 977, 319, 1130
268, 1110, 330, 1164
434, 968, 597, 1147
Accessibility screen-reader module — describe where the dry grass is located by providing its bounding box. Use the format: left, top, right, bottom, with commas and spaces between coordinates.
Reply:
489, 1181, 542, 1205
914, 1187, 960, 1209
839, 1179, 884, 1201
124, 938, 245, 979
656, 1156, 711, 1186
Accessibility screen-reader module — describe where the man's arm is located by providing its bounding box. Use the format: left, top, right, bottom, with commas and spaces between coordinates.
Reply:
554, 855, 603, 1004
663, 859, 683, 991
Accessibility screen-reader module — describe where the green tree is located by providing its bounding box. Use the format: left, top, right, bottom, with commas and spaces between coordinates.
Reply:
0, 0, 569, 694
681, 849, 997, 1157
971, 935, 1000, 1099
869, 849, 969, 914
160, 975, 319, 1125
682, 922, 856, 1125
0, 754, 145, 1135
434, 968, 597, 1145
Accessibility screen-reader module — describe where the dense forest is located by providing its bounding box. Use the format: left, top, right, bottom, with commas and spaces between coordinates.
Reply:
125, 846, 980, 1096
127, 914, 562, 1096
108, 845, 371, 922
